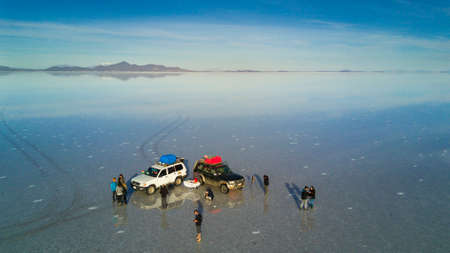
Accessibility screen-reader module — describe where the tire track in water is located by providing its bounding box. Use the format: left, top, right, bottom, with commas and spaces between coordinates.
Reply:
1, 113, 83, 207
138, 117, 182, 162
9, 116, 189, 240
1, 114, 188, 241
0, 112, 84, 240
150, 117, 189, 158
0, 124, 62, 233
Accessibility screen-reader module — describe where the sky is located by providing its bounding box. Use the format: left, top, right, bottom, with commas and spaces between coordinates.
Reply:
0, 0, 449, 71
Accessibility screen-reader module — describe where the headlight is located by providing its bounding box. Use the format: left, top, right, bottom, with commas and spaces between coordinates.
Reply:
229, 181, 235, 185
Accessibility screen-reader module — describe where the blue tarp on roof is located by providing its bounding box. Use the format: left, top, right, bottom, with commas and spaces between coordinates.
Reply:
160, 154, 177, 165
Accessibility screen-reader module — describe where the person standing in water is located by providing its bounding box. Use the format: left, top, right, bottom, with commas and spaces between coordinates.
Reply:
300, 186, 309, 209
118, 174, 128, 204
308, 186, 316, 208
110, 177, 117, 202
193, 209, 202, 242
160, 185, 169, 209
116, 183, 124, 205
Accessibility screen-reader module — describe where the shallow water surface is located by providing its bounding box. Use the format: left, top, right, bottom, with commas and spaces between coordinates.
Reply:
0, 72, 449, 252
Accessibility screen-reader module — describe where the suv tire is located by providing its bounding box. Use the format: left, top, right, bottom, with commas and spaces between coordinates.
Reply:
175, 177, 183, 185
146, 185, 156, 195
220, 184, 229, 194
199, 176, 205, 185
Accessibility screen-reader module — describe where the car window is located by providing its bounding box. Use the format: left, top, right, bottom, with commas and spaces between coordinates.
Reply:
215, 165, 230, 175
175, 164, 183, 171
159, 169, 167, 177
147, 167, 160, 177
168, 166, 176, 174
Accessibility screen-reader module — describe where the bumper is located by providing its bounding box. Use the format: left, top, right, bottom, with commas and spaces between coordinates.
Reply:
228, 182, 245, 190
131, 185, 146, 191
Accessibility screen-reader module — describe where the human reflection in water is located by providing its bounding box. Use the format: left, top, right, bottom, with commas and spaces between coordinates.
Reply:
160, 185, 169, 209
263, 175, 270, 214
160, 210, 168, 230
264, 186, 269, 215
113, 205, 128, 228
300, 209, 315, 232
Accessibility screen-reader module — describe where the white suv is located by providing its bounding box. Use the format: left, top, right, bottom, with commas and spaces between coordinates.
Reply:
131, 157, 187, 195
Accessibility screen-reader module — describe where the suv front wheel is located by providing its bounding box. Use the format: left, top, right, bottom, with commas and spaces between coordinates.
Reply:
220, 184, 229, 194
175, 177, 183, 185
146, 185, 156, 195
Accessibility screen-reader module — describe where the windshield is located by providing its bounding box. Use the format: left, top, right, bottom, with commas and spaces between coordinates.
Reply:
146, 167, 160, 177
215, 165, 230, 174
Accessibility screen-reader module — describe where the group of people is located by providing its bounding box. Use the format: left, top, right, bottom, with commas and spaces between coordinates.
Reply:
110, 174, 128, 205
300, 185, 316, 209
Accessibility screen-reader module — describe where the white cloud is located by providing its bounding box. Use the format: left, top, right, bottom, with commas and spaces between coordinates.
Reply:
0, 19, 448, 70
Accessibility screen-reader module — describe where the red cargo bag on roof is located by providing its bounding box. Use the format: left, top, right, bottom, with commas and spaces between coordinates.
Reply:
204, 156, 222, 164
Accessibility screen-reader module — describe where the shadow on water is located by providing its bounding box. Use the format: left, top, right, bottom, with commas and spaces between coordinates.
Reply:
253, 174, 266, 194
285, 183, 301, 210
196, 200, 204, 214
125, 174, 137, 201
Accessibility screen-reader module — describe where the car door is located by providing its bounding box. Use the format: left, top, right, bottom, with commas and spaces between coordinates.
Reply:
175, 164, 184, 177
209, 167, 221, 186
158, 169, 169, 185
203, 165, 214, 184
167, 165, 177, 183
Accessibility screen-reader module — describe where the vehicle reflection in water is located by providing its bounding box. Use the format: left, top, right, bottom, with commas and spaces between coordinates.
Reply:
130, 185, 244, 211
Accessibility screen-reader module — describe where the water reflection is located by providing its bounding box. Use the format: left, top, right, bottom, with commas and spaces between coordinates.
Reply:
1, 72, 448, 119
300, 210, 315, 232
130, 185, 244, 211
113, 206, 128, 228
45, 71, 182, 81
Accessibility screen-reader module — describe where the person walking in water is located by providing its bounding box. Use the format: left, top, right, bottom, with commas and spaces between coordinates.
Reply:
300, 186, 309, 209
116, 183, 124, 205
193, 209, 202, 242
160, 185, 169, 209
118, 174, 128, 204
110, 177, 117, 202
308, 186, 316, 208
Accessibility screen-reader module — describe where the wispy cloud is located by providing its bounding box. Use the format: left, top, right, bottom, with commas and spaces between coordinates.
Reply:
0, 18, 448, 70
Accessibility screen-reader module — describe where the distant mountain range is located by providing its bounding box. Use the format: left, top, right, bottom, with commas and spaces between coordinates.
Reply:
0, 62, 448, 73
0, 61, 190, 72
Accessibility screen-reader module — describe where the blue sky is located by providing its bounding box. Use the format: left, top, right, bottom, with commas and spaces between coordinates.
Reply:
0, 0, 449, 70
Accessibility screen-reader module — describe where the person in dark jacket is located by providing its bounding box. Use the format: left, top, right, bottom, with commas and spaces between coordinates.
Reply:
300, 186, 309, 209
160, 185, 169, 209
118, 174, 128, 204
308, 186, 316, 208
204, 188, 214, 201
263, 175, 269, 186
111, 177, 117, 202
193, 209, 202, 242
